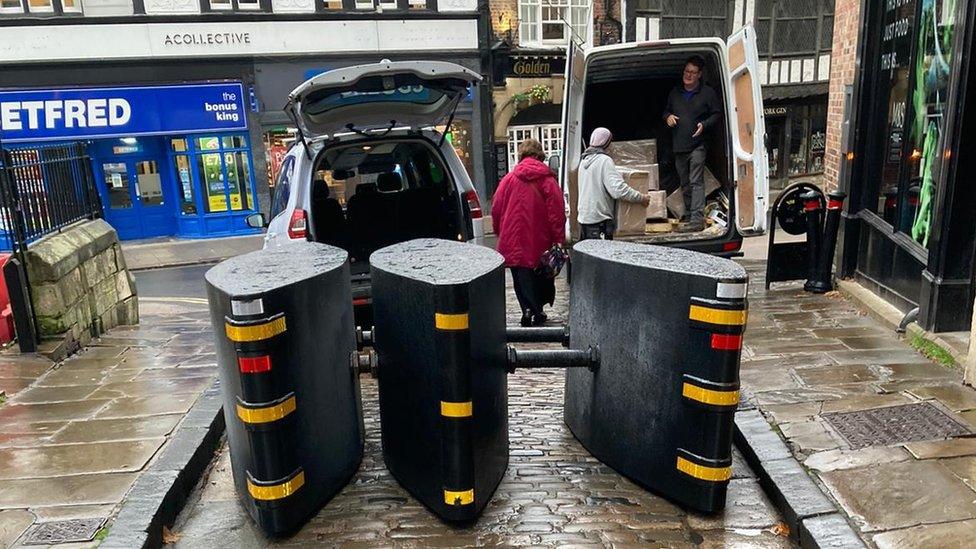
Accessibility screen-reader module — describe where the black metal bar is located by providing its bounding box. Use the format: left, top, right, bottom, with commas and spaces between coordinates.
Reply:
506, 346, 600, 373
505, 325, 570, 346
2, 257, 37, 353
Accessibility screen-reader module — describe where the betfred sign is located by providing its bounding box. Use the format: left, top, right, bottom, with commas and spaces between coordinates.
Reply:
0, 83, 247, 143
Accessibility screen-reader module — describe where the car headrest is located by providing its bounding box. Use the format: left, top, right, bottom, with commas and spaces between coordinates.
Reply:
311, 179, 330, 201
356, 182, 378, 195
376, 172, 402, 193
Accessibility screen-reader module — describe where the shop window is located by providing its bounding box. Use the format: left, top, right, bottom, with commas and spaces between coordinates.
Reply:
61, 0, 80, 12
135, 160, 164, 207
506, 124, 561, 171
102, 163, 131, 210
807, 104, 826, 174
507, 126, 536, 171
205, 0, 266, 11
1, 0, 23, 12
173, 155, 197, 215
354, 0, 399, 9
788, 116, 808, 177
755, 0, 834, 58
901, 0, 956, 248
634, 0, 728, 42
186, 135, 256, 214
408, 0, 425, 8
518, 0, 589, 46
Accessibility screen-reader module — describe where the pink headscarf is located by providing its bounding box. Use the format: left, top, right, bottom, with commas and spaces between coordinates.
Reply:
589, 127, 613, 148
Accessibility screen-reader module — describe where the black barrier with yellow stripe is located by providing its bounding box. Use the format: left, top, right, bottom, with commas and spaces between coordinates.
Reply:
205, 241, 364, 536
371, 239, 508, 522
564, 240, 748, 513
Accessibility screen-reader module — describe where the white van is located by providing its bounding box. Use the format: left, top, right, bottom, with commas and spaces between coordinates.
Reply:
560, 26, 769, 256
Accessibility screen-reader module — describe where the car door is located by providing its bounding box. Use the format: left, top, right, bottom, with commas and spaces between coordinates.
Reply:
560, 38, 586, 237
726, 24, 769, 234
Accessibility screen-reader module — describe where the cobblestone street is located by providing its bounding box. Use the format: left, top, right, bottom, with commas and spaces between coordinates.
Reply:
167, 273, 792, 549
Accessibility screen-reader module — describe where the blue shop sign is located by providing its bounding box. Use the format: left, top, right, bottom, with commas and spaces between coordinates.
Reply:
0, 83, 248, 143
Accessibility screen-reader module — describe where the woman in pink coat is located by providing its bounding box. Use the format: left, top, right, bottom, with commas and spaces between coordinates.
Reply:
492, 139, 566, 327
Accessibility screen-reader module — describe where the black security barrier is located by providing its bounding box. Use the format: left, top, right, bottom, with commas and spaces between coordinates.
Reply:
370, 239, 509, 522
765, 183, 826, 289
506, 346, 599, 372
205, 241, 364, 537
505, 325, 570, 346
565, 240, 748, 513
801, 191, 825, 293
807, 191, 847, 293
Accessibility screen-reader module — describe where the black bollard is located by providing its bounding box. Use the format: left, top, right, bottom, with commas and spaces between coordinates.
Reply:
807, 191, 847, 293
205, 241, 364, 537
801, 190, 824, 293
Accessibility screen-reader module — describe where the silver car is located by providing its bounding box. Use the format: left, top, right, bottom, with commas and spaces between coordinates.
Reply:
247, 60, 485, 321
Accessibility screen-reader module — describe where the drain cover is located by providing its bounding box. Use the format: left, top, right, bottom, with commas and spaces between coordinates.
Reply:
823, 402, 972, 449
22, 518, 105, 545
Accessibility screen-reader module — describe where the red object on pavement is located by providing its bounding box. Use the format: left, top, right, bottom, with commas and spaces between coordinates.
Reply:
0, 253, 13, 344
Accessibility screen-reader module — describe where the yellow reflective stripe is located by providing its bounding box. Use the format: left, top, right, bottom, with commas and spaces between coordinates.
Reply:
444, 489, 475, 506
226, 316, 287, 342
237, 395, 297, 425
247, 471, 305, 501
435, 312, 469, 331
676, 456, 732, 482
682, 383, 740, 407
441, 401, 473, 418
688, 305, 747, 326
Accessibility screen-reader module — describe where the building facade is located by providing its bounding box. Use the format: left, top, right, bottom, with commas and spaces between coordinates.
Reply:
0, 0, 492, 241
828, 0, 976, 333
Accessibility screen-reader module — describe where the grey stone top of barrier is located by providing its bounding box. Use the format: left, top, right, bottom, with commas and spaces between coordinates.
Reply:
371, 238, 503, 285
574, 240, 746, 280
205, 241, 348, 297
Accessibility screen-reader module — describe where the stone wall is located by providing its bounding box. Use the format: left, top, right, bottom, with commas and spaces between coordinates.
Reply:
26, 219, 138, 358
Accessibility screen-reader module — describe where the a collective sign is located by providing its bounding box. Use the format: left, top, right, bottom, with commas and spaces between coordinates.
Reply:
0, 83, 248, 143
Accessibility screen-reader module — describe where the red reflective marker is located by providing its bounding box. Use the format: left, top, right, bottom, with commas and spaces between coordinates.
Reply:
710, 333, 743, 351
239, 355, 272, 374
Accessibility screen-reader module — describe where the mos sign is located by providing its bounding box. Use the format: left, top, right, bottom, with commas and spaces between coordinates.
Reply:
0, 83, 247, 143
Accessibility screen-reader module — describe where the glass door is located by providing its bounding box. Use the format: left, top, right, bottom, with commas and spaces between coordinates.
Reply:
98, 158, 174, 240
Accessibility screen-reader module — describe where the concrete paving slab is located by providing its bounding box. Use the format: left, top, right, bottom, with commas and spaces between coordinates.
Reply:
94, 394, 198, 419
0, 438, 165, 479
871, 518, 976, 549
940, 456, 976, 491
874, 362, 959, 382
696, 529, 793, 548
0, 509, 35, 548
794, 364, 880, 386
819, 460, 976, 532
798, 513, 866, 549
51, 415, 183, 444
0, 400, 111, 424
763, 402, 823, 424
827, 350, 931, 366
803, 447, 911, 473
88, 376, 213, 399
0, 377, 35, 395
838, 336, 907, 350
907, 384, 976, 411
819, 393, 914, 414
779, 420, 844, 454
0, 473, 138, 509
752, 386, 876, 407
903, 438, 976, 459
961, 410, 976, 430
29, 504, 115, 521
0, 359, 53, 378
11, 384, 101, 404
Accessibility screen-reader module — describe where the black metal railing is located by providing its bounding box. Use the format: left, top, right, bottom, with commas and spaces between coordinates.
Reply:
0, 140, 103, 352
0, 142, 102, 254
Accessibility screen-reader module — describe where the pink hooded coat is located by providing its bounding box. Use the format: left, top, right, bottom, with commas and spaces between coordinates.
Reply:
491, 157, 566, 268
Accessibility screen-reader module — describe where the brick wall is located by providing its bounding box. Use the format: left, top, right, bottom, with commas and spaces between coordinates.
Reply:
823, 0, 861, 191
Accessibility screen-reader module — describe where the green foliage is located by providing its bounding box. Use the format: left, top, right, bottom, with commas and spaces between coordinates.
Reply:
909, 333, 956, 368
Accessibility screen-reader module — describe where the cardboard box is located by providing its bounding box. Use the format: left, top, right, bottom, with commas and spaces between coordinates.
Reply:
612, 139, 658, 168
614, 170, 650, 236
646, 190, 667, 220
666, 168, 722, 218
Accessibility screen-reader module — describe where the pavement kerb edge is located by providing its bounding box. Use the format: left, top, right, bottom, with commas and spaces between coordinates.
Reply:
100, 379, 226, 549
733, 409, 867, 548
128, 258, 223, 273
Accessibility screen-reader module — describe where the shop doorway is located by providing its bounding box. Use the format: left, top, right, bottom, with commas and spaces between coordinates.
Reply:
99, 158, 175, 240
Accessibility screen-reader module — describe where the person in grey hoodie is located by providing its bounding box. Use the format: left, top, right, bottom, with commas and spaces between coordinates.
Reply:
576, 127, 650, 240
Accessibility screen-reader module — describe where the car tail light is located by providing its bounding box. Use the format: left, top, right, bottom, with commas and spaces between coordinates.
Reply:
288, 208, 307, 240
723, 240, 742, 252
463, 190, 483, 219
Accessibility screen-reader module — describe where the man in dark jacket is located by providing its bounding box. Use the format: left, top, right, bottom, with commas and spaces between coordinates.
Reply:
663, 55, 721, 232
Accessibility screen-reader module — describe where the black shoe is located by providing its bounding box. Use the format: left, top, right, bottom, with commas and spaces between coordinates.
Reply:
520, 311, 532, 327
676, 222, 705, 233
531, 313, 548, 326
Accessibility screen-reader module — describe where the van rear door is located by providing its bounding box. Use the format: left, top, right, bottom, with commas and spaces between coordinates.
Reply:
560, 38, 586, 235
726, 25, 769, 234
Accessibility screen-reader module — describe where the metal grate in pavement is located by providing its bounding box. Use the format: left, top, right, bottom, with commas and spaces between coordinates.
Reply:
823, 402, 972, 450
22, 518, 105, 545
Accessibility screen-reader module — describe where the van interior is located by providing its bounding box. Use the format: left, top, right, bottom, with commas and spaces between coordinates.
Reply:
308, 139, 465, 269
581, 47, 732, 242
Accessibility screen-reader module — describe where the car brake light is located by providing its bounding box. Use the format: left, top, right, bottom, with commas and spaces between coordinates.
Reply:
723, 240, 742, 252
288, 208, 307, 240
464, 190, 483, 219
